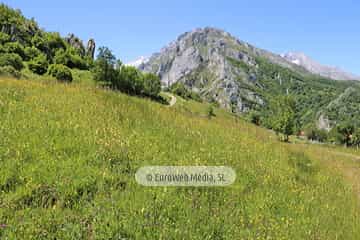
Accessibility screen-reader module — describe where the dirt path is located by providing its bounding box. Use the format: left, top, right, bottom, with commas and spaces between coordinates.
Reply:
163, 93, 177, 107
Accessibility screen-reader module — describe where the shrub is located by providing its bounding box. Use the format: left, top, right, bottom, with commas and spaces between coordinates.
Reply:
115, 66, 143, 94
0, 65, 21, 78
31, 34, 50, 56
24, 46, 41, 60
54, 48, 87, 70
336, 122, 355, 146
48, 64, 73, 82
28, 53, 48, 75
170, 82, 200, 101
4, 41, 26, 59
143, 73, 161, 97
306, 127, 328, 142
207, 105, 216, 119
0, 53, 24, 70
0, 32, 10, 44
249, 111, 261, 126
268, 95, 296, 142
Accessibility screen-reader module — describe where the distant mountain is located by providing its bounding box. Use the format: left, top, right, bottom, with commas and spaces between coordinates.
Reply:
140, 27, 360, 129
126, 56, 149, 67
281, 52, 359, 81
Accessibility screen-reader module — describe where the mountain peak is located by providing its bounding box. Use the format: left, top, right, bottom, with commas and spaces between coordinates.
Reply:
281, 52, 359, 81
126, 56, 149, 68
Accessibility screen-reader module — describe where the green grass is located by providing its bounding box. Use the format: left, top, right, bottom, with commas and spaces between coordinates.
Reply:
0, 77, 360, 239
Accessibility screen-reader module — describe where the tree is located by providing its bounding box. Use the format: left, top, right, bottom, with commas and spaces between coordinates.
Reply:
268, 95, 296, 142
305, 126, 328, 142
249, 111, 261, 126
116, 66, 143, 94
54, 48, 87, 70
143, 73, 161, 97
92, 46, 117, 85
4, 41, 26, 59
336, 122, 355, 147
0, 53, 24, 70
352, 128, 360, 148
28, 53, 48, 75
24, 46, 41, 60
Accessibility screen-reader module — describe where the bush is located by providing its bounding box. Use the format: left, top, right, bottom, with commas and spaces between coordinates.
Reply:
31, 34, 50, 56
54, 48, 87, 70
143, 73, 161, 97
48, 64, 73, 82
4, 41, 26, 59
0, 32, 10, 44
249, 111, 261, 125
28, 53, 48, 75
0, 53, 24, 70
24, 46, 41, 61
0, 65, 21, 78
336, 122, 355, 146
115, 66, 143, 94
170, 82, 200, 101
207, 105, 216, 119
306, 127, 328, 142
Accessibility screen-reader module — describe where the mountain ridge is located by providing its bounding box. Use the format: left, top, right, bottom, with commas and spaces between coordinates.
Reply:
281, 51, 359, 81
139, 27, 360, 129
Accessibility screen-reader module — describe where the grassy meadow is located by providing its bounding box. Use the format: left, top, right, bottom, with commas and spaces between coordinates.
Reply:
0, 76, 360, 239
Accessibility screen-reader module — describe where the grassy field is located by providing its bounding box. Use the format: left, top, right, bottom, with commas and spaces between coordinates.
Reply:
0, 77, 360, 239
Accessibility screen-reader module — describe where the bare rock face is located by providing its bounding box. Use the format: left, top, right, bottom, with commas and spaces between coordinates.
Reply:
140, 27, 266, 113
317, 114, 332, 131
65, 33, 85, 56
86, 39, 96, 59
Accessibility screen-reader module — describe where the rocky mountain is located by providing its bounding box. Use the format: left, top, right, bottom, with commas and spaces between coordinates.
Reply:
140, 27, 298, 112
140, 27, 360, 129
281, 52, 359, 81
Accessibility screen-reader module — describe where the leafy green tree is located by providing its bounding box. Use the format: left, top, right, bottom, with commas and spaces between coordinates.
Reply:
268, 95, 296, 142
28, 53, 48, 75
143, 73, 161, 97
305, 126, 328, 142
249, 111, 261, 126
54, 48, 87, 70
31, 34, 50, 56
336, 122, 355, 147
3, 41, 25, 59
352, 128, 360, 148
0, 53, 24, 70
93, 47, 117, 84
116, 66, 143, 94
0, 32, 10, 44
45, 32, 66, 56
24, 46, 41, 60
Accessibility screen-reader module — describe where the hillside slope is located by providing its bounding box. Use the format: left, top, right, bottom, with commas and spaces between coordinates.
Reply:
0, 78, 359, 239
140, 27, 360, 128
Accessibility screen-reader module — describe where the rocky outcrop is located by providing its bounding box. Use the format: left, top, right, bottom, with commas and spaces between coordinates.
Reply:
86, 39, 96, 59
317, 114, 332, 131
140, 27, 266, 113
65, 33, 85, 56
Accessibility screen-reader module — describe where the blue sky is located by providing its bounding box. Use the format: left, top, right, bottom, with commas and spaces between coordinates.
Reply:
3, 0, 360, 74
